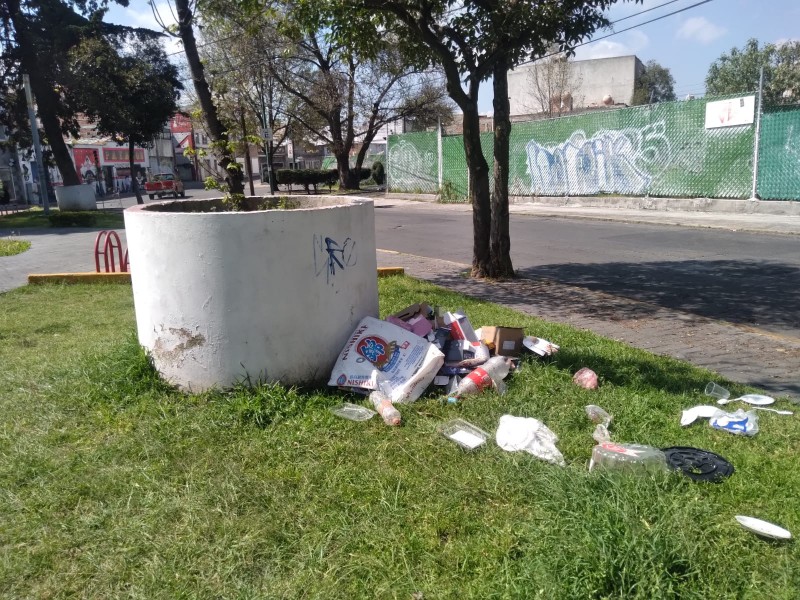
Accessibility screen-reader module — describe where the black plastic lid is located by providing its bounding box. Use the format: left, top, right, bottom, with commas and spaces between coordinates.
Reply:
662, 446, 735, 483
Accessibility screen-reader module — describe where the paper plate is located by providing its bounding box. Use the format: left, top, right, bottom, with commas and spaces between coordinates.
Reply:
733, 394, 775, 406
735, 515, 792, 540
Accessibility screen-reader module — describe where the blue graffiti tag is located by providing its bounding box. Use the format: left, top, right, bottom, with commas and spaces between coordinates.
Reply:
313, 234, 357, 282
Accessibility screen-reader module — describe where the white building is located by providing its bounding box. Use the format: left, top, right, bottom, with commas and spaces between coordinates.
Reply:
508, 55, 645, 117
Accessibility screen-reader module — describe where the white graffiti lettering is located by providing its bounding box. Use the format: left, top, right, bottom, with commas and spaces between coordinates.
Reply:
525, 120, 671, 195
387, 139, 437, 192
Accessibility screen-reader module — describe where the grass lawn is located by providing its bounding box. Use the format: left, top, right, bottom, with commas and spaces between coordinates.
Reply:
0, 238, 31, 256
0, 207, 124, 229
1, 278, 798, 599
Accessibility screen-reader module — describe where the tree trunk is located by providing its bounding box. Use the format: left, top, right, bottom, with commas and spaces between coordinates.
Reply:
7, 0, 79, 186
174, 0, 244, 195
129, 139, 144, 204
490, 59, 515, 279
239, 107, 255, 196
334, 149, 356, 190
461, 105, 491, 277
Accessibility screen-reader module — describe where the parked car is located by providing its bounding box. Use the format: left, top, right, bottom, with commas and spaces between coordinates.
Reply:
144, 173, 185, 199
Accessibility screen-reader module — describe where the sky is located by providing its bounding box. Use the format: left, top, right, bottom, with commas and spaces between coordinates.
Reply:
107, 0, 799, 114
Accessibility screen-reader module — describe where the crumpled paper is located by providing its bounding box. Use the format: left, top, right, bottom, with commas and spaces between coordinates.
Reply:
495, 415, 565, 466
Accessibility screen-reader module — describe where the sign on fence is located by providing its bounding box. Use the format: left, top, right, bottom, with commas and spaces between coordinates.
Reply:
705, 96, 755, 129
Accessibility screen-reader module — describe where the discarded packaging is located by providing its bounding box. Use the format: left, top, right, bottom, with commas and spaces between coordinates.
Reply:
662, 446, 734, 483
573, 367, 599, 390
585, 405, 612, 426
734, 516, 792, 540
328, 316, 444, 403
522, 336, 559, 357
444, 338, 491, 367
447, 356, 512, 401
370, 390, 401, 426
589, 443, 667, 472
680, 405, 721, 426
709, 409, 759, 436
495, 415, 565, 466
480, 326, 525, 357
439, 419, 489, 450
330, 403, 376, 421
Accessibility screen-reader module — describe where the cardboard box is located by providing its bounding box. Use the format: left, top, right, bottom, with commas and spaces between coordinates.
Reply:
481, 326, 525, 357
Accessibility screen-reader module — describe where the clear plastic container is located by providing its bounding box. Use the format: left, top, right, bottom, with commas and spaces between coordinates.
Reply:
439, 419, 490, 450
589, 442, 667, 472
330, 403, 376, 421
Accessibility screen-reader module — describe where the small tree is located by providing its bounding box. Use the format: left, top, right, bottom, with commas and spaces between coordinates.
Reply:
526, 51, 583, 117
706, 38, 800, 104
632, 60, 676, 105
68, 37, 182, 204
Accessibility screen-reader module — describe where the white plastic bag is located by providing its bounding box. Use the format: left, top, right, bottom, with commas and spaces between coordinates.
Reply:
495, 415, 565, 466
328, 316, 444, 403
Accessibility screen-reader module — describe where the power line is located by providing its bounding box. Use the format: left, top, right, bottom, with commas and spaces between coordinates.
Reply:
518, 0, 717, 67
612, 0, 685, 24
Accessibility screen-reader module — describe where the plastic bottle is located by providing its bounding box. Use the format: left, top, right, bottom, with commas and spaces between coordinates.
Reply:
369, 391, 402, 426
447, 356, 512, 401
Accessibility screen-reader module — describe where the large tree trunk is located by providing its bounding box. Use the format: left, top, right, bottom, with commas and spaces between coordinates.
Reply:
8, 0, 79, 186
129, 139, 144, 204
461, 105, 491, 278
334, 148, 355, 190
490, 59, 515, 279
174, 0, 244, 195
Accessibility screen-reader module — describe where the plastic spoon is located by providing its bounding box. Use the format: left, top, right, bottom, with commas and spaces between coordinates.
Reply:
750, 407, 793, 415
718, 394, 775, 406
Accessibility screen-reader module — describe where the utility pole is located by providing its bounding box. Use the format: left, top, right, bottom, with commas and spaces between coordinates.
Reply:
23, 74, 49, 214
750, 66, 765, 200
239, 103, 255, 196
258, 72, 275, 195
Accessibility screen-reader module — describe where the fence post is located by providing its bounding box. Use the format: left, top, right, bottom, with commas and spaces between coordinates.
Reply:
750, 66, 764, 200
437, 119, 443, 190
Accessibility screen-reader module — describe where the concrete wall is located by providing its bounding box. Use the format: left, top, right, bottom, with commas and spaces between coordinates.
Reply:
508, 55, 644, 117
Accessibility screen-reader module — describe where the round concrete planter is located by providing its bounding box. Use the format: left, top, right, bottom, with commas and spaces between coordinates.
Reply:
124, 196, 379, 392
55, 184, 97, 211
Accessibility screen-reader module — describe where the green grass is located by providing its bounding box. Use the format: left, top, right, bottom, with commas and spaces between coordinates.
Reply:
1, 278, 798, 599
0, 207, 124, 229
0, 237, 31, 256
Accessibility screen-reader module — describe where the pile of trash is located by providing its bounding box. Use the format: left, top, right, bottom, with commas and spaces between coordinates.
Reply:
325, 304, 794, 541
327, 303, 560, 425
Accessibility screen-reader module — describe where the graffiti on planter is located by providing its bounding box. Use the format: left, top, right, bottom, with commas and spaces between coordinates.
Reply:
387, 139, 437, 192
313, 234, 357, 283
525, 120, 671, 195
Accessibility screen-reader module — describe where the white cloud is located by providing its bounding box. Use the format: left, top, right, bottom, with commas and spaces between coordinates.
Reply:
676, 16, 726, 45
574, 31, 650, 61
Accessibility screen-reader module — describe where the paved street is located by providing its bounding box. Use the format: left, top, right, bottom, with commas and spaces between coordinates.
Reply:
2, 189, 799, 400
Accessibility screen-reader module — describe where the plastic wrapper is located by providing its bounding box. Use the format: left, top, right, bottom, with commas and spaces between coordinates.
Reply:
709, 409, 758, 436
495, 415, 565, 466
328, 316, 444, 403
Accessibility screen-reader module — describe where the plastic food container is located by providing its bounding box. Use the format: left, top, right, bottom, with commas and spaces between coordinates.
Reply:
439, 419, 490, 450
330, 403, 376, 421
589, 442, 667, 472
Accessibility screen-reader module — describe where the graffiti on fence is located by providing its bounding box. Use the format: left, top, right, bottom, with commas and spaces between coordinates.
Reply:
524, 120, 671, 195
387, 139, 437, 192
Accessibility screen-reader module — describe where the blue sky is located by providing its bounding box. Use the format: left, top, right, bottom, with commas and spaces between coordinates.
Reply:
107, 0, 798, 113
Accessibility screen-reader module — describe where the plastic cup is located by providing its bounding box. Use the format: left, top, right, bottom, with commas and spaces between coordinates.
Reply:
705, 382, 730, 401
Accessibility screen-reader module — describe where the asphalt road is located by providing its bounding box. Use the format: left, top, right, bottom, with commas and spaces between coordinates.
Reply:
374, 203, 800, 341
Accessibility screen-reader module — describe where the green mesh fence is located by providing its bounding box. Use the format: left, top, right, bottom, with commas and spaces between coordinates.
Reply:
757, 105, 800, 200
320, 152, 385, 171
388, 94, 761, 200
386, 131, 439, 193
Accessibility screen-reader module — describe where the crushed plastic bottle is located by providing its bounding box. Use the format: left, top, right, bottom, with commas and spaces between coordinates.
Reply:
447, 356, 512, 402
369, 390, 401, 426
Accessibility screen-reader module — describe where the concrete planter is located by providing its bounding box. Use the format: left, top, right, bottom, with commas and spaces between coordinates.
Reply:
124, 196, 379, 392
55, 184, 96, 211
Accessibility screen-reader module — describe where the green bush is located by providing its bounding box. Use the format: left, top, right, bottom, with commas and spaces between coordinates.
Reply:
47, 211, 98, 227
275, 168, 338, 194
371, 161, 385, 185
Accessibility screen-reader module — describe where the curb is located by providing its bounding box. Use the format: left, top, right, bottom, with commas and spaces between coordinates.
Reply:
28, 272, 131, 285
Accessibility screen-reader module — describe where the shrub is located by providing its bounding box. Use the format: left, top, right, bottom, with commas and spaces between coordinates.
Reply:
371, 161, 385, 185
275, 169, 338, 194
47, 211, 97, 227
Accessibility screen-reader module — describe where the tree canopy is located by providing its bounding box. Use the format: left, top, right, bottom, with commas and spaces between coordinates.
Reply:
631, 60, 676, 105
705, 38, 800, 104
